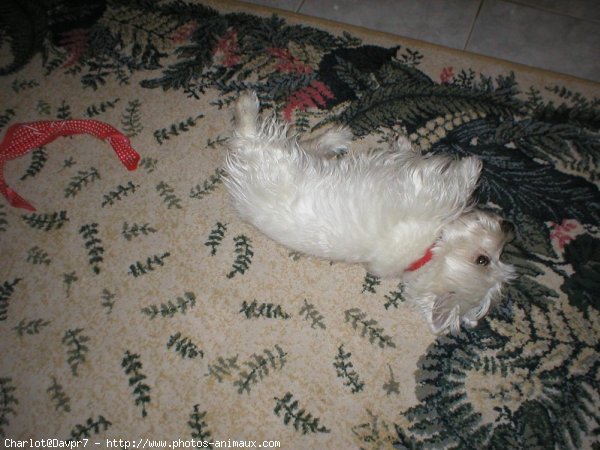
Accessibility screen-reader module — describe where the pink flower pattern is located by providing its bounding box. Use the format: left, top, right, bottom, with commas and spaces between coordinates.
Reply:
549, 219, 578, 250
213, 28, 241, 67
267, 47, 313, 74
440, 66, 454, 84
283, 80, 335, 122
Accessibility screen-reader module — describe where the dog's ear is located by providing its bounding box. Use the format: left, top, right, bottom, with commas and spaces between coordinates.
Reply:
501, 219, 516, 242
431, 293, 460, 334
459, 156, 483, 198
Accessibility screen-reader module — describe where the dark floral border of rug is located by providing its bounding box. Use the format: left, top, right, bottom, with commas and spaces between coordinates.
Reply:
1, 0, 599, 448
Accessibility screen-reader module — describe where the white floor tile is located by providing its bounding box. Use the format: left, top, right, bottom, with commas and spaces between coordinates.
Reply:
468, 0, 600, 81
510, 0, 600, 21
298, 0, 481, 49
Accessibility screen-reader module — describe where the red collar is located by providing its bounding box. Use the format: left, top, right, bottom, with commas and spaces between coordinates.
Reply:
405, 245, 435, 272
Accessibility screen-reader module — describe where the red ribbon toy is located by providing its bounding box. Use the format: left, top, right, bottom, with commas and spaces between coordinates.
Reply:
0, 120, 140, 211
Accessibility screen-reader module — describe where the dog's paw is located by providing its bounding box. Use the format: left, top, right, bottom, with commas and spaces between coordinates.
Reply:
331, 127, 353, 151
396, 135, 417, 153
332, 145, 348, 157
235, 91, 260, 135
236, 91, 260, 118
311, 126, 353, 157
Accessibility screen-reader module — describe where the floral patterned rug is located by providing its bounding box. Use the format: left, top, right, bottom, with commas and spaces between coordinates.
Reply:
1, 1, 599, 448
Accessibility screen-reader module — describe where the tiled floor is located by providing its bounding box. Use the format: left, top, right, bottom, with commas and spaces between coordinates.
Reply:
241, 0, 600, 82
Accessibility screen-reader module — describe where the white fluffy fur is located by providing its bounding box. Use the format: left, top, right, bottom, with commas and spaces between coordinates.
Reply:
224, 92, 515, 334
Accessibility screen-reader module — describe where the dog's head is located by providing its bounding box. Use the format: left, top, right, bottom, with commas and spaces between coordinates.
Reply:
407, 210, 516, 334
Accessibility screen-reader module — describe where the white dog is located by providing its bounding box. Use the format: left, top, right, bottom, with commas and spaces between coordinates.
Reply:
224, 92, 515, 334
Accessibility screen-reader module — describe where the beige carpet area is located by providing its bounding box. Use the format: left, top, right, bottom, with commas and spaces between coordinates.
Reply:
1, 1, 599, 448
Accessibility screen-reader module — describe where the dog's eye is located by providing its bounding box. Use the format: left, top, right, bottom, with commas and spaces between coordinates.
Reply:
476, 255, 490, 266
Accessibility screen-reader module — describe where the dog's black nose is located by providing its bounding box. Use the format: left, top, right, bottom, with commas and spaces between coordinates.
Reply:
501, 220, 515, 238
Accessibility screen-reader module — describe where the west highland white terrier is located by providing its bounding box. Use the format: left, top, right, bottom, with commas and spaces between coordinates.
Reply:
224, 92, 516, 334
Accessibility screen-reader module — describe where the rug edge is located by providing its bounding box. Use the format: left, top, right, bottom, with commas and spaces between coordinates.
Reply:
213, 0, 599, 88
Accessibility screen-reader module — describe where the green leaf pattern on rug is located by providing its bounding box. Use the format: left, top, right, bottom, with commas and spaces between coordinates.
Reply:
240, 300, 291, 320
0, 377, 18, 437
101, 182, 139, 207
62, 328, 90, 376
79, 223, 104, 274
128, 252, 171, 278
156, 182, 183, 209
234, 345, 287, 395
273, 392, 330, 434
166, 332, 204, 359
13, 318, 51, 336
26, 246, 51, 266
21, 211, 69, 231
333, 344, 365, 394
0, 205, 7, 233
344, 308, 396, 349
121, 99, 144, 138
20, 148, 48, 181
141, 292, 196, 319
0, 279, 21, 322
204, 222, 228, 256
122, 351, 151, 418
205, 355, 240, 383
190, 168, 226, 200
299, 299, 326, 330
85, 98, 120, 118
153, 115, 204, 145
47, 376, 71, 413
65, 167, 100, 199
0, 1, 598, 447
227, 235, 254, 278
68, 416, 112, 441
188, 405, 213, 446
122, 222, 158, 241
